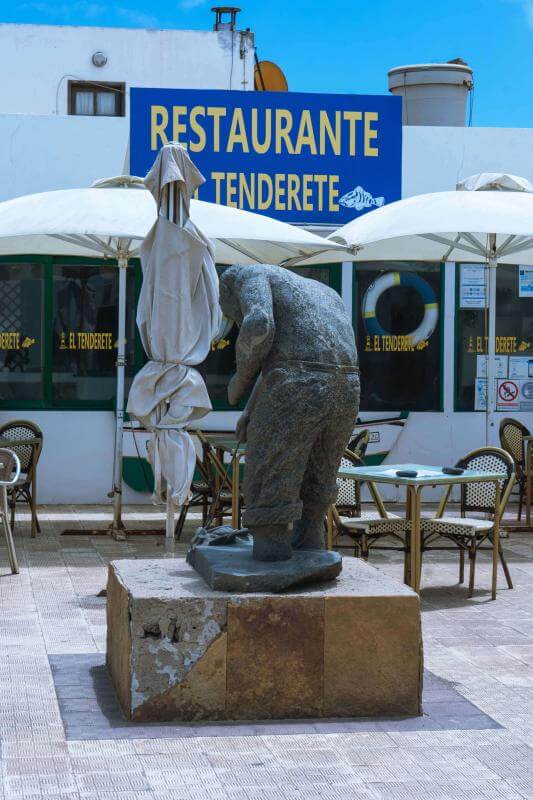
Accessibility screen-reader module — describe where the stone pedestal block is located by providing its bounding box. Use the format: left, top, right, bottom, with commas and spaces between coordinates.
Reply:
106, 558, 423, 722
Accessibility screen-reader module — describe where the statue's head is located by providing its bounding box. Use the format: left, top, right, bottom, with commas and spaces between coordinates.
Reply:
218, 265, 245, 325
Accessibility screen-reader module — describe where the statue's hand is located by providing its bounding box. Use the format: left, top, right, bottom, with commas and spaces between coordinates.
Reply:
236, 411, 250, 443
227, 373, 245, 405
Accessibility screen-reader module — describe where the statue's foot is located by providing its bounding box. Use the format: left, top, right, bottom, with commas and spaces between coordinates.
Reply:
292, 505, 327, 550
251, 524, 292, 561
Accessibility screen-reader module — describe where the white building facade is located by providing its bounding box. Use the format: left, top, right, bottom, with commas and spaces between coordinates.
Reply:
0, 22, 532, 503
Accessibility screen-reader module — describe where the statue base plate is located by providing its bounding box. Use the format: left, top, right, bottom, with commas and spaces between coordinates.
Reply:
186, 538, 342, 592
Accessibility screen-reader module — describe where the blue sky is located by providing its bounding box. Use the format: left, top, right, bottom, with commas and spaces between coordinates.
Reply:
1, 0, 531, 127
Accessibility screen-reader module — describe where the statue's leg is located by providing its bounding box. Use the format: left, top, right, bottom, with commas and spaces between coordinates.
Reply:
250, 524, 292, 561
291, 500, 329, 551
243, 367, 321, 561
293, 373, 360, 550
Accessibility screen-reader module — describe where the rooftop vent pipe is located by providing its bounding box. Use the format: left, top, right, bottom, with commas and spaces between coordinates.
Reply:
212, 6, 241, 31
388, 60, 474, 126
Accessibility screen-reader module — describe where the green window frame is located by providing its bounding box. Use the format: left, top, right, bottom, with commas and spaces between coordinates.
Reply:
0, 255, 144, 411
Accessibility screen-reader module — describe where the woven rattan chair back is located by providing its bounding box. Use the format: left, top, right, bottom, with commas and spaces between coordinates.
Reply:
347, 429, 370, 460
499, 417, 529, 476
457, 447, 515, 516
336, 450, 363, 515
0, 420, 43, 474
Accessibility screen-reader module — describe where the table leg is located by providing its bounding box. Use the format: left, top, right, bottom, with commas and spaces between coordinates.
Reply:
406, 486, 415, 590
414, 487, 423, 593
232, 454, 240, 529
406, 486, 422, 593
492, 480, 500, 601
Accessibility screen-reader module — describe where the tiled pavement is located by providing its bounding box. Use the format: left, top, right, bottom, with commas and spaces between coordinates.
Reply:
0, 504, 532, 799
49, 655, 500, 739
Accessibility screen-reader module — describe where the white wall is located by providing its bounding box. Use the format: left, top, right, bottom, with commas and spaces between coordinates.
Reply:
0, 23, 254, 116
0, 410, 128, 504
403, 126, 533, 196
0, 115, 129, 201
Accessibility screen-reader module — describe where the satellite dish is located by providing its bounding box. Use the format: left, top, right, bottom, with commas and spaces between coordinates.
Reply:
254, 60, 288, 91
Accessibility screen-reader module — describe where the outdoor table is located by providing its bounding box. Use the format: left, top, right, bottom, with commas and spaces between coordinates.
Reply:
202, 433, 246, 529
335, 463, 506, 594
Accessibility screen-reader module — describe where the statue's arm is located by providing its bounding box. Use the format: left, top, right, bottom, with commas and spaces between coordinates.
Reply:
228, 274, 274, 405
235, 375, 262, 442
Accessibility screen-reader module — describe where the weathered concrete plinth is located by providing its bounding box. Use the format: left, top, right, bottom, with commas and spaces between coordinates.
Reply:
107, 558, 423, 722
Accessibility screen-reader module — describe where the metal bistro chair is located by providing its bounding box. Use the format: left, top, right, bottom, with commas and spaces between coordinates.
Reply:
174, 452, 212, 540
175, 434, 242, 538
174, 443, 236, 539
347, 428, 370, 460
499, 417, 530, 520
201, 438, 244, 527
332, 450, 412, 583
422, 447, 515, 599
0, 420, 43, 538
0, 448, 21, 574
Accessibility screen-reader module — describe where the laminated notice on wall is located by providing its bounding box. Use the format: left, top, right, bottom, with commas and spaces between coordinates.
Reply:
460, 264, 487, 309
476, 355, 508, 379
519, 266, 533, 298
509, 356, 533, 379
475, 378, 487, 411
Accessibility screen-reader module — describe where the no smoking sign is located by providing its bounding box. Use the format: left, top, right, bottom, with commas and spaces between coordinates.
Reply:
497, 379, 520, 409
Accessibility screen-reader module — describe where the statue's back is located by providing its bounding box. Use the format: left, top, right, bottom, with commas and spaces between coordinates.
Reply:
266, 266, 358, 367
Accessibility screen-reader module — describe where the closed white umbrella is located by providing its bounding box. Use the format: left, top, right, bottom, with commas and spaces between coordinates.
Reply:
0, 180, 346, 537
288, 173, 533, 444
126, 144, 221, 529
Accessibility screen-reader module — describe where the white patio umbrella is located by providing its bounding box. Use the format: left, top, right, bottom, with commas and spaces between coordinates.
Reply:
0, 180, 346, 537
126, 144, 221, 533
287, 173, 533, 444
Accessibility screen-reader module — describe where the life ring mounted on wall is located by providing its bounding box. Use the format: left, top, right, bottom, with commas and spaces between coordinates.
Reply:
362, 271, 439, 346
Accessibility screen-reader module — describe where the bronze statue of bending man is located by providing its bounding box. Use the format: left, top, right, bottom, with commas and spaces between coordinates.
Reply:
219, 264, 360, 562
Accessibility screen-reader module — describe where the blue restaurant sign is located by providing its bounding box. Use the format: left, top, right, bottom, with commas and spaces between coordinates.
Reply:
130, 88, 402, 226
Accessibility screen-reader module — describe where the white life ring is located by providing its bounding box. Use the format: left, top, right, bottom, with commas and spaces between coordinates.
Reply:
362, 271, 439, 346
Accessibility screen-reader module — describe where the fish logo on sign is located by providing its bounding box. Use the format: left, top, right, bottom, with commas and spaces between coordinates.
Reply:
339, 186, 385, 211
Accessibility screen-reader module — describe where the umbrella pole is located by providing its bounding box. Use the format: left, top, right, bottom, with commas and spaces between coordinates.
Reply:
165, 491, 175, 542
110, 254, 128, 540
486, 237, 497, 445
